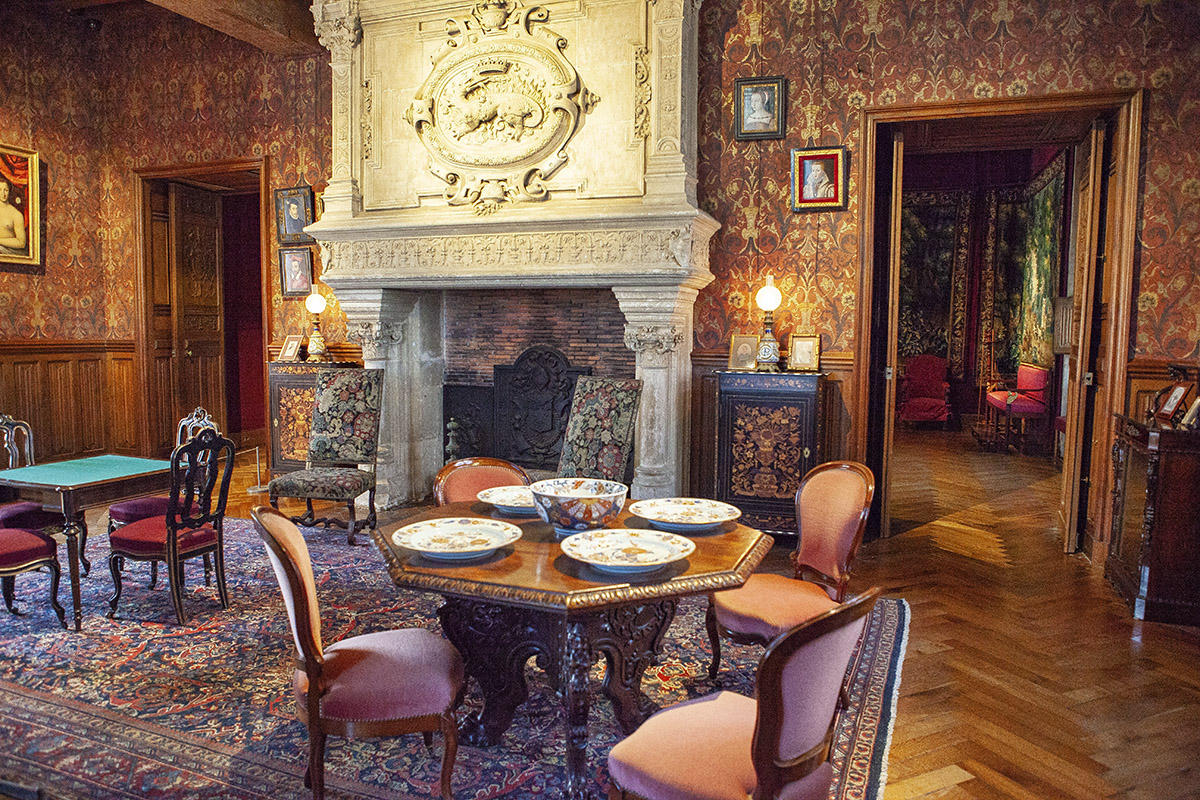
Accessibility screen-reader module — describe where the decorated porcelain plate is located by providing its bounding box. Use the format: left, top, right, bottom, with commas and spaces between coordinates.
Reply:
560, 529, 696, 574
477, 485, 537, 515
392, 518, 522, 560
628, 497, 742, 533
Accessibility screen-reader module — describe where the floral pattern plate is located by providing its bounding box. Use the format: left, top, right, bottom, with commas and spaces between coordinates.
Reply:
627, 497, 742, 533
559, 528, 696, 573
477, 485, 537, 515
392, 518, 522, 560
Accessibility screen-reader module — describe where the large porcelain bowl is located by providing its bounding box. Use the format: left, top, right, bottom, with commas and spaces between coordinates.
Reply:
530, 478, 628, 535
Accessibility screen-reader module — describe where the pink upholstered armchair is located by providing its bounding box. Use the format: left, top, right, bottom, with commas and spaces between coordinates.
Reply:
433, 457, 530, 506
984, 362, 1051, 454
897, 354, 951, 425
608, 589, 880, 800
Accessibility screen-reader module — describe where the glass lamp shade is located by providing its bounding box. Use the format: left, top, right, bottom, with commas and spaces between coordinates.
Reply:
304, 290, 328, 361
755, 275, 782, 312
755, 275, 782, 371
304, 291, 327, 315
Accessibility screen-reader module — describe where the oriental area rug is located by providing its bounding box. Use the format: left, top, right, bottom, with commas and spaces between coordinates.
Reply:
0, 519, 908, 800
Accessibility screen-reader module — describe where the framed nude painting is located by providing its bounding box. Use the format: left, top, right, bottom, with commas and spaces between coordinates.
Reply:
0, 143, 40, 267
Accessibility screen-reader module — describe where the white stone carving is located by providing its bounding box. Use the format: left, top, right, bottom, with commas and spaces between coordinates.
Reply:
405, 0, 599, 214
624, 324, 685, 355
347, 320, 403, 361
633, 45, 651, 140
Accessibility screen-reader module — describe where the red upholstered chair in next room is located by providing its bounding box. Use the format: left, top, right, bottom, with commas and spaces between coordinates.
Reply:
251, 506, 464, 800
433, 457, 530, 506
897, 354, 951, 426
984, 362, 1051, 454
608, 589, 880, 800
0, 527, 67, 628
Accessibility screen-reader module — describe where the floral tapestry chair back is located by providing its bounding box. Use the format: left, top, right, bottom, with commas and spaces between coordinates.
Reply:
556, 376, 642, 483
308, 368, 383, 467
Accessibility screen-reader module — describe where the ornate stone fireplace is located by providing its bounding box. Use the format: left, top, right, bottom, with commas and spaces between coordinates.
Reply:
308, 0, 716, 506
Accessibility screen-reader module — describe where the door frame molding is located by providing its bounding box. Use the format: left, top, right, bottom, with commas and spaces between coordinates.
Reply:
132, 157, 271, 456
852, 90, 1142, 542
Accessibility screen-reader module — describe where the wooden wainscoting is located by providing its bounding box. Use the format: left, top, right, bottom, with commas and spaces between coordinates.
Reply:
1125, 358, 1181, 418
0, 340, 138, 461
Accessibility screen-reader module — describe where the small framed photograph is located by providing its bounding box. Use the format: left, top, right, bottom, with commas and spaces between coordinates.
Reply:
734, 76, 787, 141
0, 143, 41, 267
1155, 382, 1193, 422
278, 335, 304, 362
728, 334, 760, 370
1180, 396, 1200, 429
787, 334, 821, 371
279, 247, 313, 297
274, 186, 314, 244
790, 146, 848, 212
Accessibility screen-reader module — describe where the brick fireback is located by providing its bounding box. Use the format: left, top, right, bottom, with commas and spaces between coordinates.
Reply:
443, 288, 636, 384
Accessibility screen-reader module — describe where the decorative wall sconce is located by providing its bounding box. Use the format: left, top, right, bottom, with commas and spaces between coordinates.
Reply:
304, 290, 328, 362
754, 274, 782, 371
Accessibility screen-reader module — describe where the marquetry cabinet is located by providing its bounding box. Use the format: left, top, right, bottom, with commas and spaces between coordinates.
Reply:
714, 371, 825, 535
1106, 415, 1200, 625
268, 362, 360, 474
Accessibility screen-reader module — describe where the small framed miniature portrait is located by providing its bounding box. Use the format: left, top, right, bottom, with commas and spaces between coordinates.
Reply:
278, 335, 304, 362
787, 334, 821, 371
790, 146, 848, 212
1155, 382, 1193, 423
734, 76, 787, 141
728, 334, 761, 370
274, 186, 315, 244
278, 247, 313, 298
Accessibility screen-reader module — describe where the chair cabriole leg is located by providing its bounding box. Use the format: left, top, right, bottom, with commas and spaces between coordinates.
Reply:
705, 599, 722, 680
1, 575, 15, 614
440, 712, 458, 800
47, 558, 66, 628
307, 728, 327, 799
106, 553, 123, 617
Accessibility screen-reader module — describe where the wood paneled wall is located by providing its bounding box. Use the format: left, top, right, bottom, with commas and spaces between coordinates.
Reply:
1125, 359, 1187, 419
0, 341, 137, 462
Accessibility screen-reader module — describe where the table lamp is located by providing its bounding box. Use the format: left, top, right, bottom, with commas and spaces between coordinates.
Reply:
304, 290, 328, 362
754, 274, 782, 371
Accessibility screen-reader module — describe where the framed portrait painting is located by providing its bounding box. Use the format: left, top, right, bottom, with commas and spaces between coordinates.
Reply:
274, 186, 314, 244
791, 146, 847, 212
0, 143, 40, 267
279, 247, 313, 297
787, 334, 821, 371
278, 335, 304, 362
728, 334, 760, 370
1155, 382, 1192, 423
734, 76, 787, 141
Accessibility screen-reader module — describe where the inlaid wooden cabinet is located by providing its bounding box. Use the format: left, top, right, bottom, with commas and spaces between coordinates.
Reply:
714, 371, 825, 535
1106, 415, 1200, 625
268, 362, 359, 474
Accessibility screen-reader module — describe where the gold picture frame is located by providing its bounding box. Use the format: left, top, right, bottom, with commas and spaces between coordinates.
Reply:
728, 334, 760, 370
787, 334, 821, 371
278, 335, 304, 362
0, 143, 41, 268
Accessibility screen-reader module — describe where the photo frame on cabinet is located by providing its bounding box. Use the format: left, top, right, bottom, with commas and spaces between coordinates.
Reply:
728, 334, 760, 370
279, 247, 313, 297
1155, 382, 1192, 423
1180, 396, 1200, 429
790, 146, 848, 212
787, 334, 821, 371
278, 335, 304, 362
274, 186, 314, 244
0, 143, 40, 268
734, 76, 787, 140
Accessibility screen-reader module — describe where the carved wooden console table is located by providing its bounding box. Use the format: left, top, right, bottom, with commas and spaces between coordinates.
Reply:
373, 502, 772, 800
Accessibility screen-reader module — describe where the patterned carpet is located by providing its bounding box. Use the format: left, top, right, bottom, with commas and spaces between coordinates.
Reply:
0, 519, 908, 799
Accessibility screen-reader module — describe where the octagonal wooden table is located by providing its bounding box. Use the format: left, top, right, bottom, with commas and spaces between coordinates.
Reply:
373, 500, 772, 800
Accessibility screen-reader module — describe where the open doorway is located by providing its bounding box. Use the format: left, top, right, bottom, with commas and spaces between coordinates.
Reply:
854, 92, 1143, 556
133, 159, 270, 456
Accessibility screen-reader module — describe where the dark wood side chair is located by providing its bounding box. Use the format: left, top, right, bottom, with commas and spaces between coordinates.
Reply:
433, 456, 530, 505
107, 406, 219, 589
251, 506, 464, 800
0, 526, 67, 628
608, 588, 881, 800
707, 460, 875, 679
107, 428, 235, 625
267, 368, 383, 545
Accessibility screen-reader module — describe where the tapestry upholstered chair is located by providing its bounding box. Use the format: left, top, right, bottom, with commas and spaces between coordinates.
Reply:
268, 369, 382, 545
434, 456, 530, 506
0, 526, 67, 628
554, 376, 642, 482
706, 460, 875, 679
897, 354, 951, 426
107, 428, 235, 625
251, 506, 464, 800
108, 407, 219, 589
983, 362, 1051, 454
608, 588, 880, 800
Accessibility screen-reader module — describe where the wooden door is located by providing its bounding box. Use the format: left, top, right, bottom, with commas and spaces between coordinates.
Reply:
169, 183, 226, 433
1057, 122, 1107, 551
878, 131, 904, 538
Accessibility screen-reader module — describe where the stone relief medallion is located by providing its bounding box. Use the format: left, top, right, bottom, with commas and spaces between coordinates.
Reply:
406, 0, 598, 214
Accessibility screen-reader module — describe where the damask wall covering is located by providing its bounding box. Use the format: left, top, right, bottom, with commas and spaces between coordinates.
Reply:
0, 3, 331, 342
695, 0, 1200, 362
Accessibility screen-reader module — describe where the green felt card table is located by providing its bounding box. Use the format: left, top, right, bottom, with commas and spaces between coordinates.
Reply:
0, 454, 171, 630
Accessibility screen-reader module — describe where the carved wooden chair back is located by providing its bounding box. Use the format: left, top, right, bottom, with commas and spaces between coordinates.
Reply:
168, 427, 236, 533
251, 505, 324, 669
0, 414, 36, 468
794, 461, 875, 601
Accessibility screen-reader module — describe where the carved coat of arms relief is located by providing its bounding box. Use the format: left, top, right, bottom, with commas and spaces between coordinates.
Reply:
406, 0, 598, 214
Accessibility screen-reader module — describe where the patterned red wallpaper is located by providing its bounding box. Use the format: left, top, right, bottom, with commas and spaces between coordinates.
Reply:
0, 3, 331, 342
695, 0, 1200, 361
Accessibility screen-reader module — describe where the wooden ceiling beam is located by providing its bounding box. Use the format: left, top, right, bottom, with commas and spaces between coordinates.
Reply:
145, 0, 320, 56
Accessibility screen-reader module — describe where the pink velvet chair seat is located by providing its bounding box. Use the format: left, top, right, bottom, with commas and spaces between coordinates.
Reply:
0, 502, 62, 531
712, 574, 839, 642
108, 516, 218, 557
985, 389, 1046, 417
0, 528, 57, 566
293, 628, 464, 723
